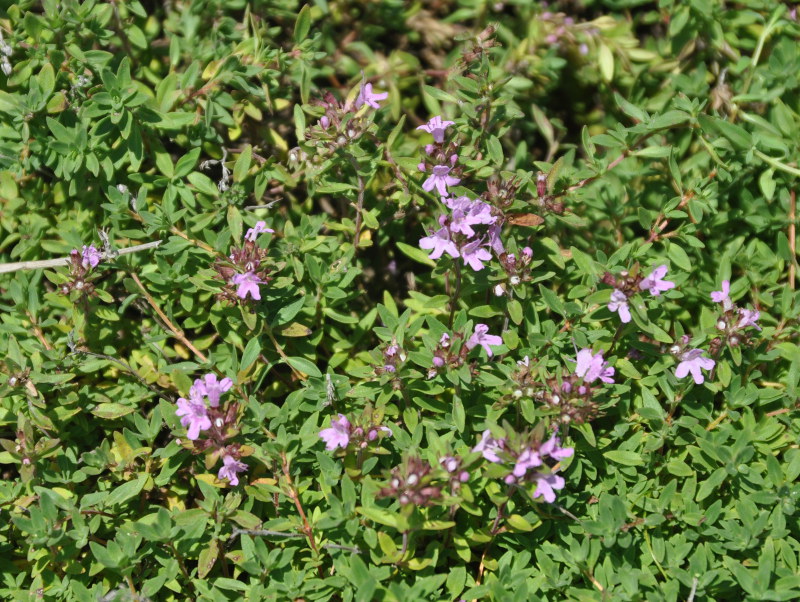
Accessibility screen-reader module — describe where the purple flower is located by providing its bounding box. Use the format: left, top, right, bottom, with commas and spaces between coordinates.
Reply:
512, 448, 542, 477
461, 238, 492, 271
440, 455, 460, 473
193, 373, 233, 408
175, 396, 211, 440
244, 221, 274, 242
608, 289, 631, 323
439, 333, 450, 347
473, 430, 505, 463
319, 414, 351, 451
355, 83, 388, 109
533, 473, 565, 503
737, 308, 761, 331
487, 224, 505, 255
81, 245, 101, 269
420, 225, 459, 260
639, 265, 675, 296
574, 349, 614, 384
445, 196, 496, 237
417, 115, 455, 143
218, 455, 248, 486
711, 280, 733, 310
675, 349, 715, 385
423, 165, 461, 196
368, 426, 392, 441
231, 272, 263, 300
539, 434, 574, 462
467, 324, 503, 357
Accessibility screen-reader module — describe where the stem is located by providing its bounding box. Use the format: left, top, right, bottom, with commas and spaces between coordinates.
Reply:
264, 326, 307, 381
475, 499, 508, 586
130, 272, 209, 364
754, 150, 800, 178
280, 452, 322, 567
448, 261, 462, 328
0, 240, 162, 274
790, 190, 796, 289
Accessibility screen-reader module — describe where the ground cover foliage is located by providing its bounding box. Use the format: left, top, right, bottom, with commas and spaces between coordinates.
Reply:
1, 0, 800, 600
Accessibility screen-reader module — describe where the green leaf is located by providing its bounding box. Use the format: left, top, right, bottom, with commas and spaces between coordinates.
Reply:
667, 244, 691, 271
92, 403, 135, 420
105, 475, 147, 507
598, 44, 614, 82
197, 539, 219, 579
233, 145, 252, 182
396, 241, 436, 267
294, 4, 312, 44
603, 450, 644, 467
241, 337, 261, 372
286, 356, 322, 378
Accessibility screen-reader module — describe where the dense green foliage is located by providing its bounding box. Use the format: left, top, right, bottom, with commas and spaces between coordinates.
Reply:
1, 0, 800, 600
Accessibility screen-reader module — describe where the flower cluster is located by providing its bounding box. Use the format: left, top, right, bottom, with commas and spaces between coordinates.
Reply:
520, 348, 614, 424
60, 245, 102, 297
375, 341, 406, 376
709, 279, 761, 349
494, 246, 535, 296
419, 196, 504, 270
377, 456, 442, 507
174, 373, 247, 486
603, 264, 675, 323
474, 428, 573, 503
306, 82, 388, 152
318, 411, 392, 452
428, 324, 504, 379
214, 221, 274, 303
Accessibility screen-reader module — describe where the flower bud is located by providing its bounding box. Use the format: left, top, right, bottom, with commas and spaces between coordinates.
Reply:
510, 275, 521, 286
459, 470, 470, 482
513, 389, 523, 399
432, 356, 444, 368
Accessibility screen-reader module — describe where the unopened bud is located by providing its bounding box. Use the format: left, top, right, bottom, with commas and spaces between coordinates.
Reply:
510, 275, 521, 286
512, 389, 523, 399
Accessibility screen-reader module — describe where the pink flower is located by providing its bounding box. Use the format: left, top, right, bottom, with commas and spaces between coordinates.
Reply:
417, 115, 455, 143
512, 448, 542, 477
355, 83, 388, 109
675, 349, 715, 384
81, 245, 101, 269
218, 455, 248, 486
175, 396, 211, 440
574, 349, 614, 384
193, 373, 233, 408
737, 308, 761, 331
711, 280, 733, 310
461, 238, 492, 271
533, 473, 565, 503
420, 226, 459, 260
487, 224, 505, 255
231, 272, 263, 300
319, 414, 351, 451
639, 265, 675, 296
539, 434, 574, 461
423, 165, 461, 196
467, 324, 503, 357
445, 196, 496, 237
244, 221, 274, 242
473, 430, 505, 463
608, 289, 631, 323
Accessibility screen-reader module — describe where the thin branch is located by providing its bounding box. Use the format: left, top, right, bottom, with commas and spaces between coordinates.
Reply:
280, 452, 321, 562
0, 241, 162, 274
129, 272, 209, 364
790, 189, 796, 289
229, 528, 361, 553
